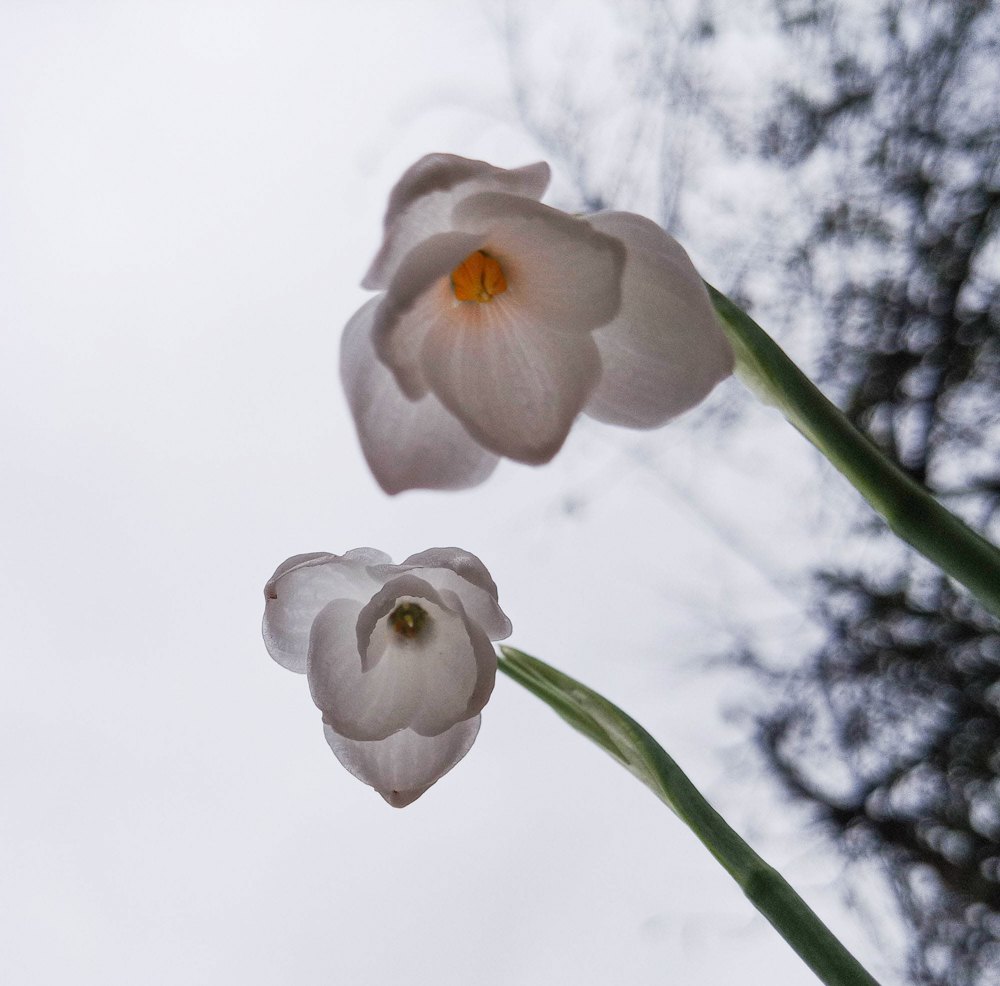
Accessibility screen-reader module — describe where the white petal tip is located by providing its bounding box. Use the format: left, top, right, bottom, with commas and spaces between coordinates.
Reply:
380, 787, 429, 808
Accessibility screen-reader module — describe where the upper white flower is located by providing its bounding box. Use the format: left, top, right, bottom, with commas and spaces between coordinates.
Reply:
263, 547, 511, 807
341, 153, 734, 494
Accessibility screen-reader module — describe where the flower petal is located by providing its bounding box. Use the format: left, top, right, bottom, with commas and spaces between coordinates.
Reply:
311, 577, 489, 741
400, 547, 499, 597
341, 547, 394, 567
363, 154, 550, 290
307, 598, 422, 741
354, 573, 447, 671
419, 295, 602, 463
353, 574, 488, 737
369, 547, 512, 640
438, 592, 498, 729
582, 211, 734, 428
371, 231, 487, 399
262, 553, 376, 673
452, 192, 626, 335
341, 298, 499, 495
323, 715, 481, 808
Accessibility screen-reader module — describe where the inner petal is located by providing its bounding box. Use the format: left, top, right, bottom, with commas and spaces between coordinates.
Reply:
450, 250, 507, 303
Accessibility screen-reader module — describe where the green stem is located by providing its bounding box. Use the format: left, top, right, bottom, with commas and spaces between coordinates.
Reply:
499, 646, 882, 986
707, 283, 1000, 619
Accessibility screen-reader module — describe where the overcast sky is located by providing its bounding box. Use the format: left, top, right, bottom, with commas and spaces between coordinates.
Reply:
1, 3, 902, 984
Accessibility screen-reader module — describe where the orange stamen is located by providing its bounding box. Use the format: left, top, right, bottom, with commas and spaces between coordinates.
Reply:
450, 250, 507, 303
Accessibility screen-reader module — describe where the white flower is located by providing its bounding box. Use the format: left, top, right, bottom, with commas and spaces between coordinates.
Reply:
341, 153, 734, 494
262, 547, 511, 807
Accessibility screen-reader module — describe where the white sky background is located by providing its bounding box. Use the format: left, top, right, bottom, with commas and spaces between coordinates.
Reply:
1, 2, 904, 984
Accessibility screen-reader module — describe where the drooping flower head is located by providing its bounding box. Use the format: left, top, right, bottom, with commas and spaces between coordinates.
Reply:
342, 153, 734, 494
263, 547, 511, 807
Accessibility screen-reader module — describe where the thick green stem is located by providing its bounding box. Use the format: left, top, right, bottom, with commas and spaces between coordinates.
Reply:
707, 283, 1000, 619
499, 646, 882, 986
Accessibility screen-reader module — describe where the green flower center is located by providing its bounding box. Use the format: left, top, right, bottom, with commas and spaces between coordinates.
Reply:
389, 602, 429, 639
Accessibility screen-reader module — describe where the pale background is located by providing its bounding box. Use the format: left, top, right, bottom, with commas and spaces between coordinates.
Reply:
1, 2, 902, 984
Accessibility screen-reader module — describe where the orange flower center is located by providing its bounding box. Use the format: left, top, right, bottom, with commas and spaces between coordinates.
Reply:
450, 250, 507, 303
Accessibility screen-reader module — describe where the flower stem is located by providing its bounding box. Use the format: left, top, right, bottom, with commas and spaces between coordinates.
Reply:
498, 646, 882, 986
706, 283, 1000, 619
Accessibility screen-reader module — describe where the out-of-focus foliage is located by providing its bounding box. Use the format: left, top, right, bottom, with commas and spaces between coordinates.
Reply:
746, 2, 1000, 984
744, 573, 1000, 986
505, 0, 1000, 982
763, 0, 1000, 498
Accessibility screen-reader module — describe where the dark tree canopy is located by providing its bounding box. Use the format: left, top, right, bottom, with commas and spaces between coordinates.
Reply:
763, 0, 1000, 497
750, 2, 1000, 983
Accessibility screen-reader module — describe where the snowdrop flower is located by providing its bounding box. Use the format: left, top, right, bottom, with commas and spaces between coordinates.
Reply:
262, 547, 511, 807
342, 152, 733, 494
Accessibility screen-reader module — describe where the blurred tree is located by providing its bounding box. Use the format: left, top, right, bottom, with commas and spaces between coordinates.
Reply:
745, 2, 1000, 984
506, 0, 1000, 982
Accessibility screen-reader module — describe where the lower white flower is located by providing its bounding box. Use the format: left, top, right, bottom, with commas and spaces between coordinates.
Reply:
262, 547, 511, 807
342, 153, 734, 494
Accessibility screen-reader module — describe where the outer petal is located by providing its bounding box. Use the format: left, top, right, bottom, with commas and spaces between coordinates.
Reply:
363, 154, 550, 290
371, 231, 487, 399
369, 547, 512, 641
419, 296, 602, 463
440, 592, 498, 728
263, 553, 377, 673
341, 547, 394, 567
399, 547, 499, 598
340, 297, 499, 495
582, 212, 734, 428
323, 716, 481, 808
